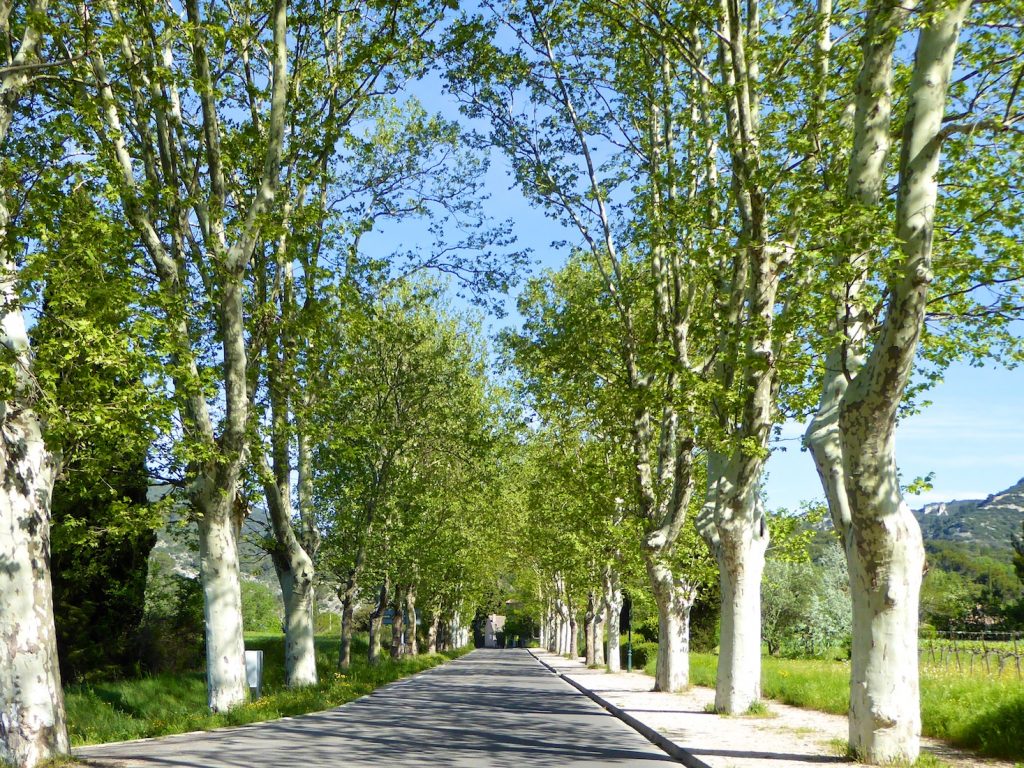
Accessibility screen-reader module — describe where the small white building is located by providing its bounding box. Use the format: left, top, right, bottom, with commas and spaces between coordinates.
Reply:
483, 614, 506, 648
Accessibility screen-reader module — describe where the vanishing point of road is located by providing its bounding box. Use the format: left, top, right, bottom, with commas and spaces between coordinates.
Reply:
76, 649, 680, 767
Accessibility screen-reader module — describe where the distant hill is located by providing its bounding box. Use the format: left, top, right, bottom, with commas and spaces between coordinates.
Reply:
147, 484, 279, 587
913, 477, 1024, 552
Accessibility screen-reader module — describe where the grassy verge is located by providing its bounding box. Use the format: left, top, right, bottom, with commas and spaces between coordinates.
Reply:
644, 653, 1024, 762
65, 634, 473, 747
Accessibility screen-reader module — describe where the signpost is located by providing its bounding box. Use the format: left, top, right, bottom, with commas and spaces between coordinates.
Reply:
244, 649, 263, 700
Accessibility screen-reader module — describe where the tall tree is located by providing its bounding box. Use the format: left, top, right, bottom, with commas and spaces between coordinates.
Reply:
803, 0, 1023, 759
78, 0, 290, 711
0, 0, 69, 763
248, 3, 475, 687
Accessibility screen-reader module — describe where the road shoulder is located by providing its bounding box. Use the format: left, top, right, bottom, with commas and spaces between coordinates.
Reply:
528, 649, 1013, 768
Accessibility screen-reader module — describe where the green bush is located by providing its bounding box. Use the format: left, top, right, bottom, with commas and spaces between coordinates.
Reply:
136, 560, 205, 674
622, 640, 659, 670
241, 580, 283, 633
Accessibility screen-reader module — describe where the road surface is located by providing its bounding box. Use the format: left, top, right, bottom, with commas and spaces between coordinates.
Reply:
76, 648, 679, 767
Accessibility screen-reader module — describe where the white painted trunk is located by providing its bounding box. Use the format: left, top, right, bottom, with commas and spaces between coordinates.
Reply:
427, 612, 440, 654
847, 497, 924, 762
714, 526, 767, 713
368, 581, 389, 665
603, 569, 622, 673
593, 609, 605, 667
195, 491, 248, 712
338, 580, 356, 671
406, 585, 419, 656
0, 371, 69, 767
583, 592, 596, 666
280, 567, 317, 687
646, 559, 695, 692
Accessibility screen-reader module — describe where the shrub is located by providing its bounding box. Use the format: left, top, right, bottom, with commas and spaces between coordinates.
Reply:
136, 560, 205, 673
621, 640, 659, 670
241, 580, 283, 633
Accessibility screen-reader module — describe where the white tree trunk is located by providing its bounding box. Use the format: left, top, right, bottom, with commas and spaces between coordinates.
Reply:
809, 1, 968, 760
846, 495, 924, 762
259, 447, 317, 687
702, 451, 770, 713
583, 591, 596, 666
593, 604, 605, 667
603, 568, 622, 673
368, 581, 388, 665
426, 611, 440, 654
0, 304, 69, 764
195, 489, 248, 712
279, 566, 317, 686
714, 523, 767, 712
1, 9, 70, 765
646, 558, 696, 692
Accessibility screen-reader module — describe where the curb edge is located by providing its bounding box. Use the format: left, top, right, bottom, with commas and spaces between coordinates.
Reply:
526, 648, 712, 768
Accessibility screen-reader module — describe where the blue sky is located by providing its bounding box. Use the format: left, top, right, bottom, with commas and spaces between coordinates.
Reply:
766, 364, 1024, 511
370, 142, 1023, 511
363, 63, 1022, 513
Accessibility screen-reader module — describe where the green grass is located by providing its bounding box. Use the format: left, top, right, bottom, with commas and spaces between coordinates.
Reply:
650, 653, 1024, 762
65, 634, 472, 746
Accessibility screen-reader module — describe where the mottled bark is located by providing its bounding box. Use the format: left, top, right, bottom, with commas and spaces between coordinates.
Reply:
368, 580, 389, 666
714, 519, 767, 711
0, 400, 68, 767
602, 567, 623, 673
1, 5, 70, 763
338, 578, 356, 671
583, 592, 596, 666
194, 481, 247, 711
426, 611, 440, 654
806, 0, 969, 760
406, 585, 418, 656
87, 0, 290, 713
646, 557, 696, 692
256, 441, 316, 687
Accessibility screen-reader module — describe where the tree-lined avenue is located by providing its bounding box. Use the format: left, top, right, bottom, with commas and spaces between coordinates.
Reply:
76, 650, 677, 768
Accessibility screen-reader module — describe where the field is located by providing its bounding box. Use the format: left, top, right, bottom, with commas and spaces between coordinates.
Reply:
65, 634, 470, 746
645, 653, 1024, 762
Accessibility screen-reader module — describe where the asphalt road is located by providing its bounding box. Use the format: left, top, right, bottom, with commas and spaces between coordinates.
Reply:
76, 648, 679, 767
